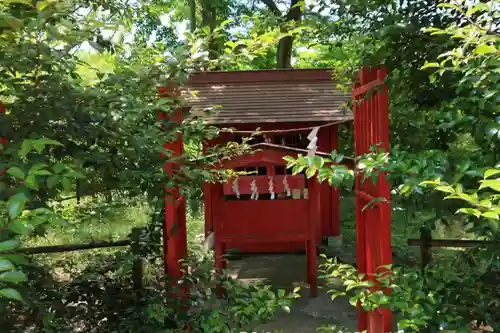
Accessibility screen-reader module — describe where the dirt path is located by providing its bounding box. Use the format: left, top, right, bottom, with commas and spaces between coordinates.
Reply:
226, 254, 357, 333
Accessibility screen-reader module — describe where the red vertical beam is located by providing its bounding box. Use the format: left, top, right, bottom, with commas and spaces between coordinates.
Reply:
354, 68, 368, 332
158, 87, 188, 297
377, 69, 392, 266
330, 124, 340, 237
377, 68, 392, 333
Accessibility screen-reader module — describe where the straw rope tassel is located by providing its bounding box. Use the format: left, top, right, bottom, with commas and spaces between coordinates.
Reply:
283, 175, 291, 197
250, 179, 259, 200
307, 126, 320, 157
232, 178, 240, 198
268, 176, 275, 200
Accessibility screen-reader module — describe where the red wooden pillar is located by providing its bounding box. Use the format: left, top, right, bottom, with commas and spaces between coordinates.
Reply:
354, 68, 392, 333
158, 87, 188, 296
202, 136, 227, 237
376, 67, 392, 333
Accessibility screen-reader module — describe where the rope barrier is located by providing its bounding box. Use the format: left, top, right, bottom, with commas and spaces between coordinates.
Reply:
219, 119, 350, 135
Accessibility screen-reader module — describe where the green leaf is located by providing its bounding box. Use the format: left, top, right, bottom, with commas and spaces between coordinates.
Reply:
474, 44, 497, 55
0, 288, 23, 301
34, 138, 63, 147
435, 185, 455, 194
482, 212, 499, 220
480, 179, 500, 192
420, 62, 440, 70
31, 138, 63, 153
61, 177, 72, 192
7, 192, 29, 219
8, 219, 34, 236
0, 255, 28, 265
399, 183, 412, 195
2, 15, 24, 31
3, 0, 33, 5
0, 271, 27, 283
66, 171, 85, 179
0, 258, 15, 272
34, 170, 52, 176
33, 142, 45, 153
0, 240, 20, 252
466, 3, 489, 16
24, 174, 38, 190
457, 208, 481, 218
18, 140, 32, 158
7, 167, 25, 180
305, 168, 316, 179
53, 163, 67, 174
484, 169, 500, 179
46, 175, 59, 189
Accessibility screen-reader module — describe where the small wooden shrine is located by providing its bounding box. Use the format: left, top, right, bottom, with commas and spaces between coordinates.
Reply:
183, 69, 353, 297
186, 69, 352, 249
163, 67, 392, 332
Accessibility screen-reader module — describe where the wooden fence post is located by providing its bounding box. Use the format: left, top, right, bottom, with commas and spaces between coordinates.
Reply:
130, 227, 144, 292
420, 226, 432, 271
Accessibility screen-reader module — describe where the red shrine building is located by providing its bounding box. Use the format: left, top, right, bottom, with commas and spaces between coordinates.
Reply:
186, 68, 352, 247
182, 69, 352, 296
164, 67, 393, 333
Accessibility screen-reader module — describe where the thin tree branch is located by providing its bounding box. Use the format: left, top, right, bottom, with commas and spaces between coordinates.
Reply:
286, 0, 302, 21
261, 0, 282, 17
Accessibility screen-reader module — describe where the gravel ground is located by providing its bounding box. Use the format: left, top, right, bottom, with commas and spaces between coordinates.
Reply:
226, 253, 358, 333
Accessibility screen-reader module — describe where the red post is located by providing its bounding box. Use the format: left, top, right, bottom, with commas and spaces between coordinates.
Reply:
376, 68, 393, 333
353, 77, 367, 332
158, 87, 188, 297
354, 67, 392, 333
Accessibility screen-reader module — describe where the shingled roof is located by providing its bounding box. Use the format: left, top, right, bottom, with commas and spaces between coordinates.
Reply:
182, 69, 353, 125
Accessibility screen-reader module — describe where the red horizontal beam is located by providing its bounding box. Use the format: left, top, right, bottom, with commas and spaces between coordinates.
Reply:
352, 79, 384, 98
355, 190, 386, 207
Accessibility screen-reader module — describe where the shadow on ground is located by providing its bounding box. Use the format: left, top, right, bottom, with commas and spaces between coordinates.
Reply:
226, 254, 357, 333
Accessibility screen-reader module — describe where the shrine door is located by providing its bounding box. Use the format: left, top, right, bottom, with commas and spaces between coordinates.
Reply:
353, 68, 392, 333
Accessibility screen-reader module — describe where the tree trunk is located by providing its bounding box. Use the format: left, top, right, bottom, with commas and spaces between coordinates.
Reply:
262, 0, 303, 68
277, 35, 294, 68
201, 0, 218, 59
189, 0, 197, 32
